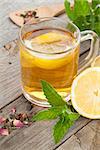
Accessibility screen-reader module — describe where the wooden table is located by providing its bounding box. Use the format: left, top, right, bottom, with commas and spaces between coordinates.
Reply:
0, 0, 63, 48
0, 1, 100, 150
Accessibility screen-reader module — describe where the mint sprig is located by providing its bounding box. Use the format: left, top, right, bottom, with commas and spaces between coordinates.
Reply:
32, 80, 80, 144
64, 0, 100, 36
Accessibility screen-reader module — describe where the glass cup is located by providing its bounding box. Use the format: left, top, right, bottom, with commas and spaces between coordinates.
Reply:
19, 17, 99, 107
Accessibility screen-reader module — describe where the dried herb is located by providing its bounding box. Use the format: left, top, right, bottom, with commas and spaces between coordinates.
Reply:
20, 10, 39, 24
0, 108, 32, 136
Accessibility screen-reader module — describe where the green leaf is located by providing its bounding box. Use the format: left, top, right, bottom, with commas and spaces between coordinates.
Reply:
41, 80, 66, 106
93, 22, 100, 36
32, 107, 64, 121
74, 16, 91, 31
65, 104, 73, 114
64, 0, 90, 21
53, 117, 74, 144
92, 0, 100, 9
68, 113, 80, 121
94, 4, 100, 15
64, 0, 100, 36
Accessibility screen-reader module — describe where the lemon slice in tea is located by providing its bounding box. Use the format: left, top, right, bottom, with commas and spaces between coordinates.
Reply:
22, 31, 77, 69
31, 32, 76, 69
31, 32, 67, 44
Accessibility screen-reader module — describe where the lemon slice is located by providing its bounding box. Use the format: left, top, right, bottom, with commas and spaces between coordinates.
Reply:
71, 67, 100, 119
34, 54, 71, 69
31, 32, 67, 44
91, 55, 100, 67
21, 31, 77, 69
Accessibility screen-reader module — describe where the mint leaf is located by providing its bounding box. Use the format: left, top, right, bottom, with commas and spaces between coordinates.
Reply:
64, 0, 100, 36
74, 15, 90, 30
53, 117, 73, 144
93, 22, 100, 36
92, 0, 100, 9
94, 4, 100, 15
68, 113, 80, 121
41, 80, 66, 106
32, 107, 65, 121
64, 0, 90, 21
53, 112, 79, 143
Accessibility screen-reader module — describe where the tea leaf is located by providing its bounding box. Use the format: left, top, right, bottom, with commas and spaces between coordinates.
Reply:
41, 80, 66, 106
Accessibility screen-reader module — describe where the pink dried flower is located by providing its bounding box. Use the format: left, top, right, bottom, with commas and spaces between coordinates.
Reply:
0, 107, 32, 136
0, 128, 9, 136
13, 119, 24, 128
16, 113, 23, 120
22, 113, 27, 119
0, 117, 5, 124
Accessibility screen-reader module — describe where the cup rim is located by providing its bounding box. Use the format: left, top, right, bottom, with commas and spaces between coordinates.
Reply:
19, 17, 81, 55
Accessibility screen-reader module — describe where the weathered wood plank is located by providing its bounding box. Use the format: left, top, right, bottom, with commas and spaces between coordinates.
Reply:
0, 41, 21, 108
0, 95, 91, 150
0, 0, 63, 48
57, 120, 100, 150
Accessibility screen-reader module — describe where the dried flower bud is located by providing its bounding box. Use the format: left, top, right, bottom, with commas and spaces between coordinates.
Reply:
32, 11, 37, 17
0, 117, 5, 124
13, 119, 24, 128
0, 107, 32, 136
0, 128, 9, 136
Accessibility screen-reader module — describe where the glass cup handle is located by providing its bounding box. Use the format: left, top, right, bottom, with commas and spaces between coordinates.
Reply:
78, 30, 99, 73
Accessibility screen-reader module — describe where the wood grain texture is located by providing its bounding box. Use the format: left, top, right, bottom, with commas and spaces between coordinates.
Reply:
0, 40, 21, 108
0, 0, 63, 48
57, 120, 100, 150
9, 4, 64, 26
0, 95, 91, 150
